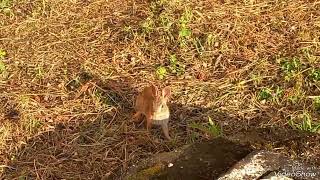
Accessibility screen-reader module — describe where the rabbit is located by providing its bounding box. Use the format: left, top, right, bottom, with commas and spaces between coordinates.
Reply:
132, 84, 172, 140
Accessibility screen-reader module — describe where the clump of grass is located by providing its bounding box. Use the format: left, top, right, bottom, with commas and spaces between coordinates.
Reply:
288, 112, 320, 133
141, 17, 155, 34
189, 117, 222, 138
0, 49, 6, 57
94, 90, 110, 106
155, 55, 185, 79
168, 54, 185, 76
21, 116, 43, 135
309, 68, 320, 81
178, 8, 193, 47
301, 47, 318, 63
258, 88, 273, 101
205, 33, 219, 48
159, 12, 174, 32
258, 86, 283, 104
313, 97, 320, 111
251, 74, 263, 87
156, 66, 167, 80
279, 57, 301, 81
287, 89, 304, 104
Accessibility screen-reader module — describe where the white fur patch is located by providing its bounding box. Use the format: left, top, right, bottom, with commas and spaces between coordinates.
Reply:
152, 111, 169, 121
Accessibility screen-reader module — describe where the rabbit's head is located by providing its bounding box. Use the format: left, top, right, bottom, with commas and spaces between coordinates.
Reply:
150, 85, 171, 114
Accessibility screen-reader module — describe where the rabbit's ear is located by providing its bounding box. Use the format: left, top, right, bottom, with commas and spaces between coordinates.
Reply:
151, 84, 158, 97
162, 86, 171, 98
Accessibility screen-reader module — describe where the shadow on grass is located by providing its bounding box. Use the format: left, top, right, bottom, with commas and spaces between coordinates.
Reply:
0, 76, 240, 179
2, 78, 320, 179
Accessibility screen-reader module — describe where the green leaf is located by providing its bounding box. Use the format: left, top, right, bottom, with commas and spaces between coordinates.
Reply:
0, 49, 6, 58
156, 66, 167, 80
258, 88, 272, 100
310, 68, 320, 81
179, 27, 191, 38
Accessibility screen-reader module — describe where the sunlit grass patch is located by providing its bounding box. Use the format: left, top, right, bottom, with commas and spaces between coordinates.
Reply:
189, 117, 222, 139
156, 65, 167, 80
289, 112, 320, 133
258, 86, 284, 104
279, 57, 302, 81
0, 0, 320, 178
309, 68, 320, 82
21, 115, 43, 135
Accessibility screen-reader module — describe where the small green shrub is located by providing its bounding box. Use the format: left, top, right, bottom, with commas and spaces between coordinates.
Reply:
156, 66, 167, 80
258, 88, 273, 100
309, 68, 320, 81
178, 8, 193, 46
258, 86, 283, 104
189, 117, 222, 138
288, 113, 320, 133
280, 57, 301, 81
168, 54, 185, 76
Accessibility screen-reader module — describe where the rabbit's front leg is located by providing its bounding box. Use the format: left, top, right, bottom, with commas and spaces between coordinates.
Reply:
161, 120, 171, 140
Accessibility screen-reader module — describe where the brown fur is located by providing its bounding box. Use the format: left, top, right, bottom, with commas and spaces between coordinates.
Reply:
133, 84, 171, 139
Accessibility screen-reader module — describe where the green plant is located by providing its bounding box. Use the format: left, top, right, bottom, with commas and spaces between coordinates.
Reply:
258, 86, 283, 103
258, 88, 273, 100
288, 113, 320, 133
273, 86, 284, 103
141, 17, 155, 34
22, 116, 43, 134
188, 131, 200, 143
156, 66, 167, 80
313, 97, 320, 111
94, 90, 113, 107
179, 8, 192, 25
280, 57, 301, 81
250, 74, 263, 86
189, 116, 222, 138
309, 68, 320, 81
0, 49, 6, 57
288, 93, 303, 104
0, 0, 11, 15
18, 176, 27, 180
123, 25, 132, 32
18, 95, 30, 109
159, 13, 174, 31
179, 27, 191, 38
178, 8, 193, 46
168, 54, 185, 76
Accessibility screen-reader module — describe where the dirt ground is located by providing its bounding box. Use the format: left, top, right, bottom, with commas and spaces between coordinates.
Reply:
0, 0, 320, 179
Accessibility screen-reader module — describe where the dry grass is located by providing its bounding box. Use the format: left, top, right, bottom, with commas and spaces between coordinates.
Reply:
0, 0, 320, 179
